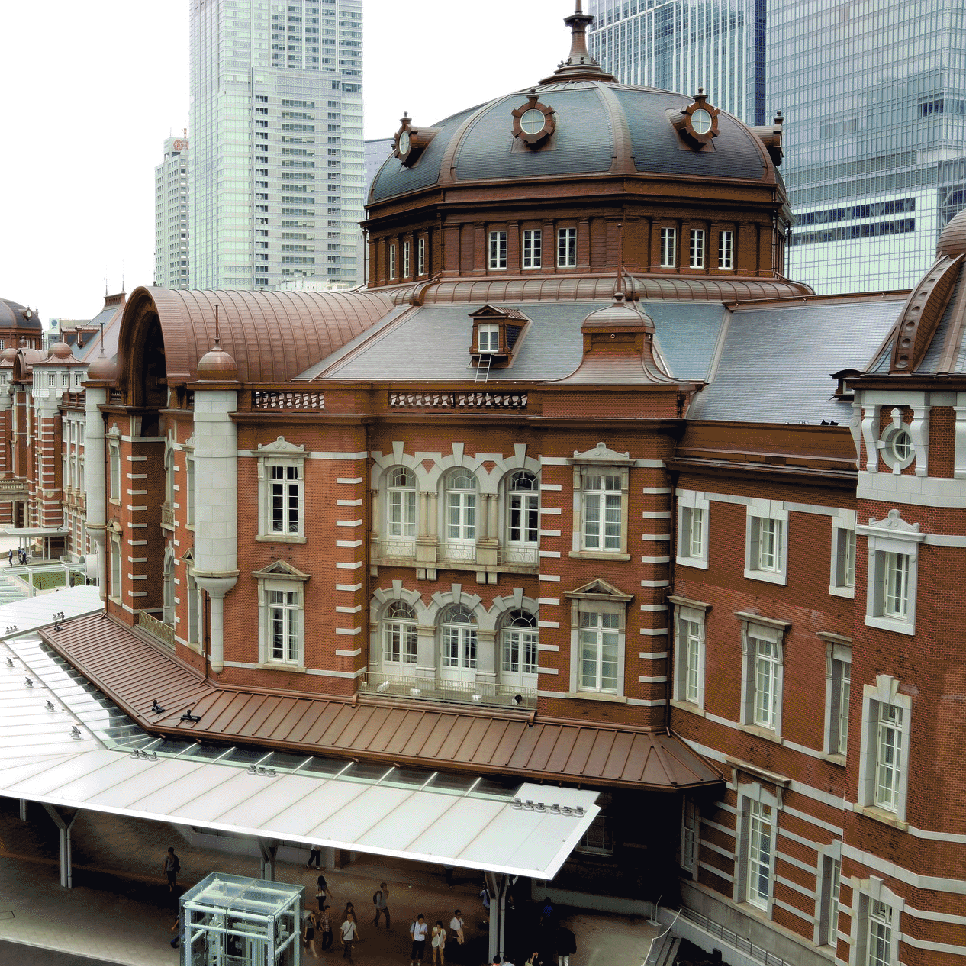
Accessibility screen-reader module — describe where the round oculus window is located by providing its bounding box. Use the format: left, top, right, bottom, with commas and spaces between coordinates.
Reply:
881, 424, 915, 470
520, 108, 546, 136
398, 130, 411, 156
891, 429, 912, 462
691, 108, 712, 135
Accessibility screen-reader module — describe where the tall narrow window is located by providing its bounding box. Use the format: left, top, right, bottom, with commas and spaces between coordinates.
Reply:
109, 442, 121, 502
867, 899, 892, 966
582, 473, 622, 552
660, 227, 677, 267
187, 572, 200, 644
689, 228, 705, 268
746, 799, 773, 909
818, 852, 841, 947
386, 467, 416, 538
681, 798, 698, 874
477, 323, 500, 353
506, 470, 539, 562
402, 240, 411, 278
740, 617, 787, 735
488, 230, 508, 270
677, 491, 709, 568
185, 456, 196, 527
718, 230, 734, 269
557, 227, 577, 267
383, 600, 417, 664
753, 637, 780, 729
578, 610, 620, 692
875, 703, 903, 811
269, 588, 301, 663
417, 236, 426, 275
522, 229, 542, 269
270, 464, 301, 534
388, 243, 396, 279
444, 470, 477, 560
881, 552, 910, 619
441, 604, 477, 670
826, 642, 851, 757
501, 610, 538, 676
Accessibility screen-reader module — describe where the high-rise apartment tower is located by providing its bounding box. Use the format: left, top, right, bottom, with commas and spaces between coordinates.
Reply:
188, 0, 364, 290
589, 0, 966, 294
154, 135, 190, 289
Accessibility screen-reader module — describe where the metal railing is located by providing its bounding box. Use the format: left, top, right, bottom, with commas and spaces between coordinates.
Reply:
679, 908, 791, 966
360, 670, 536, 710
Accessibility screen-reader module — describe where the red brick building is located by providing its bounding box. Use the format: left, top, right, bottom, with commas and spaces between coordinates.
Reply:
6, 7, 966, 966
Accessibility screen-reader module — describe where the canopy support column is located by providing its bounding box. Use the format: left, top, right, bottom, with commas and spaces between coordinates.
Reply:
19, 799, 27, 821
258, 839, 279, 881
42, 804, 78, 888
485, 870, 510, 963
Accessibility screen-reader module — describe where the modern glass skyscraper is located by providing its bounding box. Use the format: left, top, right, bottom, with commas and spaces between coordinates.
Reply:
587, 0, 766, 125
154, 135, 190, 289
589, 0, 966, 295
771, 0, 966, 294
188, 0, 364, 291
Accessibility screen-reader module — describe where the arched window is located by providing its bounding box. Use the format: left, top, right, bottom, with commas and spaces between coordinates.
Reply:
444, 469, 477, 559
501, 609, 538, 677
384, 467, 417, 558
163, 553, 175, 626
440, 603, 477, 671
506, 470, 539, 562
383, 600, 417, 664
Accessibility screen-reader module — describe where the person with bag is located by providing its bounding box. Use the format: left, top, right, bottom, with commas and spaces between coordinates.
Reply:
373, 880, 390, 929
317, 868, 333, 912
410, 914, 429, 966
341, 910, 359, 961
162, 846, 181, 894
302, 913, 318, 958
319, 905, 334, 951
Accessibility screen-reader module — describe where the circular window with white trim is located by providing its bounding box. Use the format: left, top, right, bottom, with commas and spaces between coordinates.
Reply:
880, 424, 915, 470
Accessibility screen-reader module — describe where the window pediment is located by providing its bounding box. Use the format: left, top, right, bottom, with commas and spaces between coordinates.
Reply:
256, 436, 306, 457
252, 559, 310, 582
571, 442, 631, 465
565, 578, 633, 603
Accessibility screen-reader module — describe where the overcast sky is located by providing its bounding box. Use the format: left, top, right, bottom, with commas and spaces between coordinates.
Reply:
0, 1, 569, 324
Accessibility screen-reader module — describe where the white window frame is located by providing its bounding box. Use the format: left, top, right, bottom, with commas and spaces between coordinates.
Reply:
488, 230, 508, 270
522, 228, 542, 269
676, 490, 709, 568
388, 243, 396, 280
565, 582, 632, 700
417, 236, 426, 276
500, 609, 538, 678
108, 437, 121, 503
744, 500, 788, 585
739, 613, 788, 737
823, 634, 852, 759
660, 226, 677, 268
109, 532, 122, 600
815, 842, 842, 948
570, 447, 632, 560
385, 466, 417, 547
878, 408, 915, 472
689, 228, 705, 268
849, 878, 903, 966
734, 782, 780, 915
260, 578, 305, 668
443, 469, 477, 560
576, 606, 622, 694
718, 230, 734, 270
670, 596, 709, 711
861, 509, 922, 636
857, 675, 912, 823
477, 323, 500, 353
383, 600, 418, 665
256, 439, 307, 543
439, 603, 478, 670
402, 240, 411, 278
681, 797, 699, 876
506, 470, 539, 557
830, 509, 857, 598
185, 453, 196, 528
186, 567, 200, 646
557, 227, 577, 268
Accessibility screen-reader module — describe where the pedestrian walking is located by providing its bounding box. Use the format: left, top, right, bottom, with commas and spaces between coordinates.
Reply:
410, 914, 429, 966
431, 920, 447, 965
448, 909, 465, 945
317, 868, 332, 911
341, 910, 359, 961
373, 880, 390, 929
162, 846, 180, 894
303, 912, 318, 958
524, 952, 541, 966
319, 905, 334, 951
7, 549, 11, 567
555, 924, 576, 966
307, 844, 322, 869
480, 884, 490, 925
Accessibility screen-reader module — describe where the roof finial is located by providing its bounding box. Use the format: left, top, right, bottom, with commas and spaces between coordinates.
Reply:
542, 1, 616, 84
214, 304, 221, 347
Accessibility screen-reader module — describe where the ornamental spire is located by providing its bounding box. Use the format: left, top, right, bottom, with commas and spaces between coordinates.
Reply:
542, 1, 616, 85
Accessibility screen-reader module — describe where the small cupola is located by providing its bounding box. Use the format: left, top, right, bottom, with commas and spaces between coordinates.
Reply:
671, 89, 720, 150
393, 112, 440, 168
469, 305, 531, 372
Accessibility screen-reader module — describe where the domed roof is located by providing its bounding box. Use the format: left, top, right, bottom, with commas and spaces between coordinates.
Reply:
938, 208, 966, 257
87, 351, 119, 382
0, 299, 42, 331
49, 340, 74, 361
369, 5, 775, 207
196, 339, 239, 383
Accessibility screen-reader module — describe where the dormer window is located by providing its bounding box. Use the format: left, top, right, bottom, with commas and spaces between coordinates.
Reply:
469, 305, 531, 371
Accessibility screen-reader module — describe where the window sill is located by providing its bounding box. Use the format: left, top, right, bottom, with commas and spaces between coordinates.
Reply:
257, 661, 306, 673
828, 585, 856, 599
670, 698, 706, 717
179, 639, 203, 656
738, 722, 782, 744
855, 804, 907, 831
566, 691, 627, 704
823, 752, 847, 767
865, 614, 915, 636
569, 551, 631, 562
256, 533, 307, 545
676, 555, 709, 570
743, 568, 787, 586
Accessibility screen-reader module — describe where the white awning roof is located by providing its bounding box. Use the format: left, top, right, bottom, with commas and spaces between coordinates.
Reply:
1, 526, 69, 537
0, 588, 598, 880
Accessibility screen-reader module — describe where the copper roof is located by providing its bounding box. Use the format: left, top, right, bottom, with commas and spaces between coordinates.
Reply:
43, 614, 721, 792
125, 287, 395, 385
